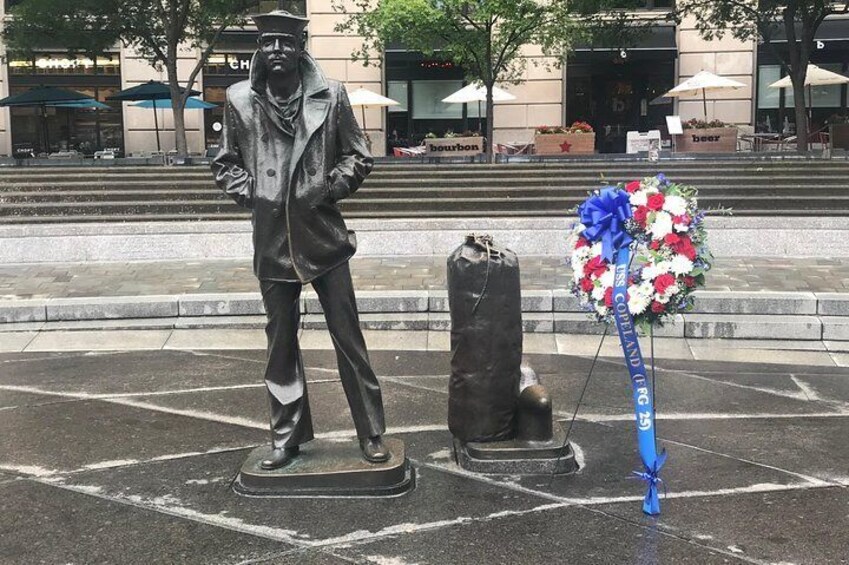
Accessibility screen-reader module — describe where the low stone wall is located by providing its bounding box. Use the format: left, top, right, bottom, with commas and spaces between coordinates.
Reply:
2, 216, 849, 263
2, 289, 848, 341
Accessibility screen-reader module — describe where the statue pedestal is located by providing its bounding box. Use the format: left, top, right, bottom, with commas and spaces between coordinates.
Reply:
453, 428, 578, 475
234, 437, 414, 497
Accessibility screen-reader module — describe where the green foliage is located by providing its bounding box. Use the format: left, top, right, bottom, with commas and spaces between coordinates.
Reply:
333, 0, 657, 86
673, 0, 849, 151
5, 0, 259, 155
4, 0, 123, 59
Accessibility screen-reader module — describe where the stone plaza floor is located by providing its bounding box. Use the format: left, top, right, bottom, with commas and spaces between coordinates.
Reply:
1, 331, 848, 564
3, 255, 849, 299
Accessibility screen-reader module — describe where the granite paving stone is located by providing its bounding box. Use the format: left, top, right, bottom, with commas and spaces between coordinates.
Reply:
0, 346, 847, 563
64, 451, 552, 543
596, 487, 849, 565
0, 399, 263, 474
333, 502, 742, 564
0, 481, 294, 565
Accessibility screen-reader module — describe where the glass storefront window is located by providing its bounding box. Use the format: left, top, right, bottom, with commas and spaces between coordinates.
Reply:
412, 80, 463, 120
387, 81, 408, 113
757, 65, 781, 110
811, 63, 843, 108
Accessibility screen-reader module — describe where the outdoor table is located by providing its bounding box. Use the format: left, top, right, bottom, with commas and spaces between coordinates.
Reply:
741, 133, 785, 152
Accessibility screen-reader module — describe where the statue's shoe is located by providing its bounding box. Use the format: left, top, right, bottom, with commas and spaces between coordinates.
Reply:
260, 446, 299, 470
360, 435, 390, 463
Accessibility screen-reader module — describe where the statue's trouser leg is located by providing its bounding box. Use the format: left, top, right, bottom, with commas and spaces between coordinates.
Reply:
311, 261, 386, 439
261, 280, 315, 449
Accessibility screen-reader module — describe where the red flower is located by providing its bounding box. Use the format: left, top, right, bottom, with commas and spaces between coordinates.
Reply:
667, 234, 697, 261
651, 301, 666, 314
673, 214, 691, 227
647, 193, 665, 211
604, 287, 614, 307
683, 275, 697, 288
654, 273, 676, 294
649, 240, 661, 251
580, 277, 594, 292
575, 237, 589, 249
632, 206, 649, 226
625, 180, 641, 193
583, 256, 608, 278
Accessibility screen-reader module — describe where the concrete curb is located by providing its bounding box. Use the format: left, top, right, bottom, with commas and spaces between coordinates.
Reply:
3, 290, 849, 341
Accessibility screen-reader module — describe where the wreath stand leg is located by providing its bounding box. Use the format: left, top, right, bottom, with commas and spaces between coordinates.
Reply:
549, 325, 609, 486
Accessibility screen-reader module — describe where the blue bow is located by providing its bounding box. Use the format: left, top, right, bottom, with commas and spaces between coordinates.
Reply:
578, 187, 633, 262
631, 449, 668, 515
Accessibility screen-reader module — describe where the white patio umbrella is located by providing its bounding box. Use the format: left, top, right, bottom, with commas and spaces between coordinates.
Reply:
442, 82, 516, 131
769, 64, 849, 120
664, 71, 747, 120
346, 87, 399, 130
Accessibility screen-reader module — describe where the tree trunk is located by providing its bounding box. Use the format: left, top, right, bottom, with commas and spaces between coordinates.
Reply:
485, 82, 495, 164
790, 71, 809, 152
166, 62, 189, 157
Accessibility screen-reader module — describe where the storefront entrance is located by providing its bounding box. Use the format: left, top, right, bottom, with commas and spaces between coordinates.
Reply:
7, 53, 124, 156
566, 27, 676, 153
384, 50, 486, 154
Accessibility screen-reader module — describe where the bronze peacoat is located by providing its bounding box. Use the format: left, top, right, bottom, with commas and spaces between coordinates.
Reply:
211, 51, 373, 283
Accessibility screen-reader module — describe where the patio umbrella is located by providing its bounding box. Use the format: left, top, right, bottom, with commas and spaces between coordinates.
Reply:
663, 71, 747, 120
442, 82, 516, 131
346, 87, 399, 149
768, 64, 849, 121
132, 97, 217, 110
107, 80, 200, 151
0, 86, 92, 153
52, 99, 111, 110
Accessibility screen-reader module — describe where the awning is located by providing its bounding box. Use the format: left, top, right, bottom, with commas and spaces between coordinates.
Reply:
573, 25, 677, 52
766, 16, 849, 43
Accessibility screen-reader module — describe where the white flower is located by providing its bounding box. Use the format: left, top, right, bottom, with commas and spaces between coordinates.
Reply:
595, 304, 609, 317
673, 220, 690, 233
669, 255, 694, 276
663, 195, 687, 217
649, 211, 673, 239
629, 293, 650, 315
590, 242, 603, 257
591, 285, 606, 302
630, 190, 648, 207
642, 261, 670, 280
599, 267, 615, 289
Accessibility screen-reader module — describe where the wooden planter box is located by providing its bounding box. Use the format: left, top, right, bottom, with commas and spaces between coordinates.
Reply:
424, 136, 484, 157
534, 133, 595, 155
830, 123, 849, 150
677, 127, 738, 153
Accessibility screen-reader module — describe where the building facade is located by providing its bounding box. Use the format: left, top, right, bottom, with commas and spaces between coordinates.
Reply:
1, 1, 848, 157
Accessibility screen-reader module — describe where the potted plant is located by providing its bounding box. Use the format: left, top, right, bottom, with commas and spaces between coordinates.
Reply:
424, 129, 485, 157
676, 119, 738, 153
534, 122, 595, 155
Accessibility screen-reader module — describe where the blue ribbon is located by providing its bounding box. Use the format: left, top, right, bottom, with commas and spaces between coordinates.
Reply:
578, 187, 633, 262
580, 186, 666, 515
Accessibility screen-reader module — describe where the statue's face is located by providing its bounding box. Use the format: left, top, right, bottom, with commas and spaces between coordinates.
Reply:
258, 33, 301, 75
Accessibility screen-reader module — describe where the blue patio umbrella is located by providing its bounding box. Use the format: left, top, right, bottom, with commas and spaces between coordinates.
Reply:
52, 99, 111, 110
0, 86, 93, 152
132, 97, 217, 110
108, 81, 201, 151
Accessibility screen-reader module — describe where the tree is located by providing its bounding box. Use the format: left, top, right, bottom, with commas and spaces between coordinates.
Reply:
4, 0, 258, 156
334, 0, 656, 163
674, 1, 849, 152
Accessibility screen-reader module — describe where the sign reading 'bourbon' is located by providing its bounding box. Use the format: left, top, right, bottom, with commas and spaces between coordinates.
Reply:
425, 136, 484, 157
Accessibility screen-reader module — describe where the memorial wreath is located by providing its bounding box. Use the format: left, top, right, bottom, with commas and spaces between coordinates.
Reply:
567, 173, 712, 515
569, 174, 712, 331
